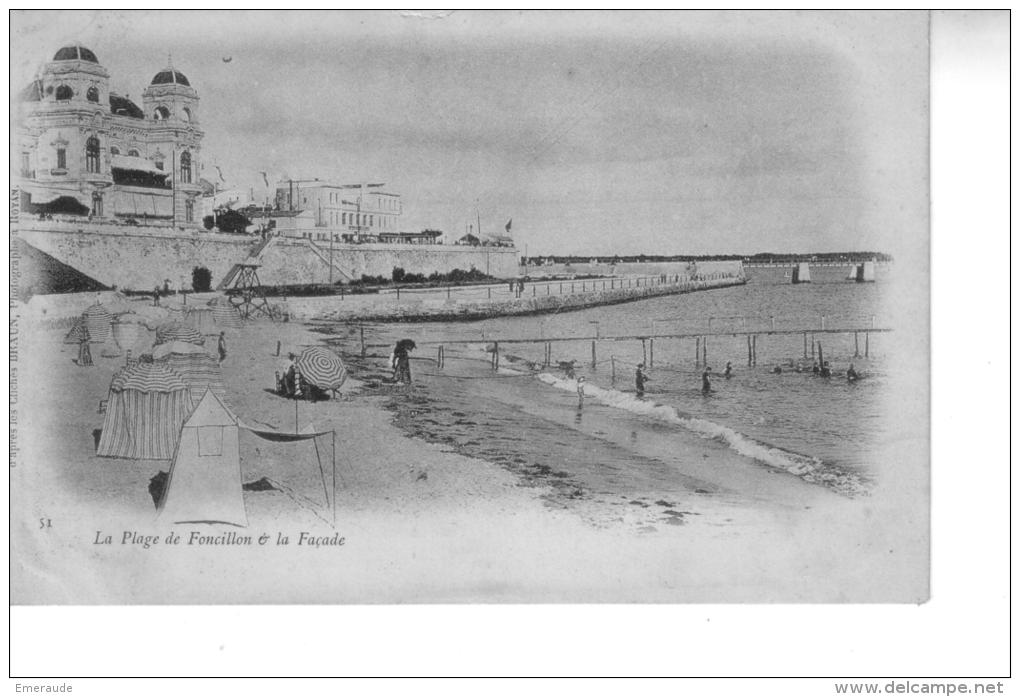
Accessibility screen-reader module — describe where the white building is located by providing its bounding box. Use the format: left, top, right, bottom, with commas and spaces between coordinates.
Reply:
275, 180, 402, 242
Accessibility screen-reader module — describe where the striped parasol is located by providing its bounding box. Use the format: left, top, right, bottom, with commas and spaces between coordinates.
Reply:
83, 304, 113, 342
154, 322, 205, 346
64, 318, 89, 344
295, 347, 348, 390
157, 352, 227, 401
111, 360, 190, 392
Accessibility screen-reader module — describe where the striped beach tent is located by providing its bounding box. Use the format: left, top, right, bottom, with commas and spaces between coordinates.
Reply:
63, 318, 89, 344
155, 321, 205, 346
82, 303, 113, 342
208, 297, 243, 329
96, 360, 195, 460
296, 346, 348, 391
156, 350, 227, 403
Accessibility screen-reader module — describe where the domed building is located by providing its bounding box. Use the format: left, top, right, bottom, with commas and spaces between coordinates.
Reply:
15, 45, 204, 228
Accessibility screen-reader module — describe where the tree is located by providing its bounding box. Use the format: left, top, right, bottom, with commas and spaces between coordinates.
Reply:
202, 215, 215, 230
391, 266, 406, 283
192, 266, 212, 292
215, 209, 251, 234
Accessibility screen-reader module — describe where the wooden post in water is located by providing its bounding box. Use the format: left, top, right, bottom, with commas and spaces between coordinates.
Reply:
752, 335, 757, 366
649, 338, 655, 368
854, 332, 860, 358
611, 356, 616, 384
695, 337, 700, 367
447, 286, 451, 299
493, 342, 499, 370
360, 326, 365, 357
865, 332, 870, 358
487, 287, 491, 299
803, 332, 808, 359
275, 340, 281, 357
641, 338, 648, 366
747, 335, 752, 366
810, 335, 815, 359
591, 340, 597, 368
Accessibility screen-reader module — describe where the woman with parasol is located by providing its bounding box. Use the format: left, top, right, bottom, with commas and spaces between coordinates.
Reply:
393, 339, 416, 384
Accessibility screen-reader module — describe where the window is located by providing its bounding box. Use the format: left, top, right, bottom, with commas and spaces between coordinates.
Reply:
85, 137, 100, 173
56, 148, 66, 170
197, 426, 223, 456
180, 151, 192, 183
55, 85, 73, 100
182, 107, 192, 122
110, 146, 120, 156
20, 153, 30, 177
127, 149, 139, 157
342, 213, 347, 225
86, 86, 99, 103
369, 215, 374, 227
153, 106, 170, 120
91, 192, 103, 217
185, 198, 194, 223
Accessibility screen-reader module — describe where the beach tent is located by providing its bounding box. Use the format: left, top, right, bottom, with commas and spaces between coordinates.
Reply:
156, 350, 227, 403
63, 318, 89, 344
96, 360, 195, 459
157, 389, 247, 527
295, 347, 348, 391
208, 296, 243, 329
82, 303, 113, 342
155, 321, 205, 346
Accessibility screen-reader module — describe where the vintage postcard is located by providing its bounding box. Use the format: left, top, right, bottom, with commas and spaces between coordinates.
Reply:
10, 10, 930, 604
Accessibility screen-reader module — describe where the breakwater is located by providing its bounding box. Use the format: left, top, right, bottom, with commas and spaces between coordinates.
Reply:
297, 271, 745, 323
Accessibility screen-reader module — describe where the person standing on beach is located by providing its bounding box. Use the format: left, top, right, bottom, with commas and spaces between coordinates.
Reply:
394, 340, 415, 384
702, 366, 713, 394
217, 331, 227, 363
77, 325, 93, 367
723, 361, 733, 379
635, 363, 649, 397
576, 376, 586, 407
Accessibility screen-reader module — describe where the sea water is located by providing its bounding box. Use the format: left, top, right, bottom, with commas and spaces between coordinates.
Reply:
337, 266, 889, 514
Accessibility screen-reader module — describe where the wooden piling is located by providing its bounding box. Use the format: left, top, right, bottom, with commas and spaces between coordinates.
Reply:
360, 326, 365, 357
803, 332, 808, 359
641, 338, 648, 367
865, 333, 870, 358
487, 287, 491, 299
649, 338, 655, 368
747, 335, 752, 366
810, 335, 815, 359
695, 337, 700, 366
751, 335, 757, 366
702, 336, 708, 366
493, 342, 499, 370
854, 332, 860, 358
591, 340, 597, 368
275, 340, 281, 357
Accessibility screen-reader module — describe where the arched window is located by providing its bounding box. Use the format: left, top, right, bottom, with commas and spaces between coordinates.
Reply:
127, 149, 139, 157
342, 213, 347, 225
182, 107, 192, 122
153, 106, 170, 120
55, 85, 73, 100
85, 137, 100, 173
185, 199, 194, 223
180, 151, 192, 183
109, 146, 120, 156
91, 192, 103, 217
86, 86, 99, 103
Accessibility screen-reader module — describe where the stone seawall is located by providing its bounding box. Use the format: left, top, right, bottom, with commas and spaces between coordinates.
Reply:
16, 223, 518, 291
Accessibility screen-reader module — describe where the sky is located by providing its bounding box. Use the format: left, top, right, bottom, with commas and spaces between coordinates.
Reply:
10, 10, 930, 256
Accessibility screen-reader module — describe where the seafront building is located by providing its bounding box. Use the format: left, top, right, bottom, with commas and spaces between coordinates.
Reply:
12, 43, 519, 292
15, 44, 204, 229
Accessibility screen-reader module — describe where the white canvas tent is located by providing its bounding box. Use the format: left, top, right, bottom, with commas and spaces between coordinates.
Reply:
157, 389, 247, 527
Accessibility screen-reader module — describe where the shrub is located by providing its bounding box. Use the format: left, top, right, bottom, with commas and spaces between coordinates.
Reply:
202, 215, 215, 230
391, 266, 406, 283
192, 266, 212, 292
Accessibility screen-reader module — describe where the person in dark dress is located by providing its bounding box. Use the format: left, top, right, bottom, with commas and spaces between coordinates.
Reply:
846, 363, 860, 383
217, 331, 227, 363
635, 363, 648, 397
77, 326, 93, 367
701, 366, 712, 394
723, 361, 733, 379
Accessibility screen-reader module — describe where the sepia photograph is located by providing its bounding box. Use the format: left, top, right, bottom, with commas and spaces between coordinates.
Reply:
8, 10, 935, 612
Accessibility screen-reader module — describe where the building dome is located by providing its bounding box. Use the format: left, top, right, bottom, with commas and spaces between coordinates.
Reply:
150, 69, 190, 87
53, 45, 99, 63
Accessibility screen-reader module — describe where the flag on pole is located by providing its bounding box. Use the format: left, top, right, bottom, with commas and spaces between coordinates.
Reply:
259, 171, 269, 187
213, 165, 226, 183
505, 218, 513, 233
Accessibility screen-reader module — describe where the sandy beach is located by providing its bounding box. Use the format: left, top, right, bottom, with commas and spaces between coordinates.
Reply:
10, 301, 926, 604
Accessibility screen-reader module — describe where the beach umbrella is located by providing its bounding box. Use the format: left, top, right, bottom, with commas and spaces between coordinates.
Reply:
157, 351, 227, 402
155, 322, 205, 346
82, 304, 112, 342
295, 347, 348, 391
63, 318, 88, 344
151, 340, 211, 360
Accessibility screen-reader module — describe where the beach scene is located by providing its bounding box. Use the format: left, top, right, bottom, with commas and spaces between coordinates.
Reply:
10, 11, 930, 604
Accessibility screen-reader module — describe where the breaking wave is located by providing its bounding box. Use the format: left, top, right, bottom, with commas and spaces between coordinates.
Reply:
536, 373, 868, 497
